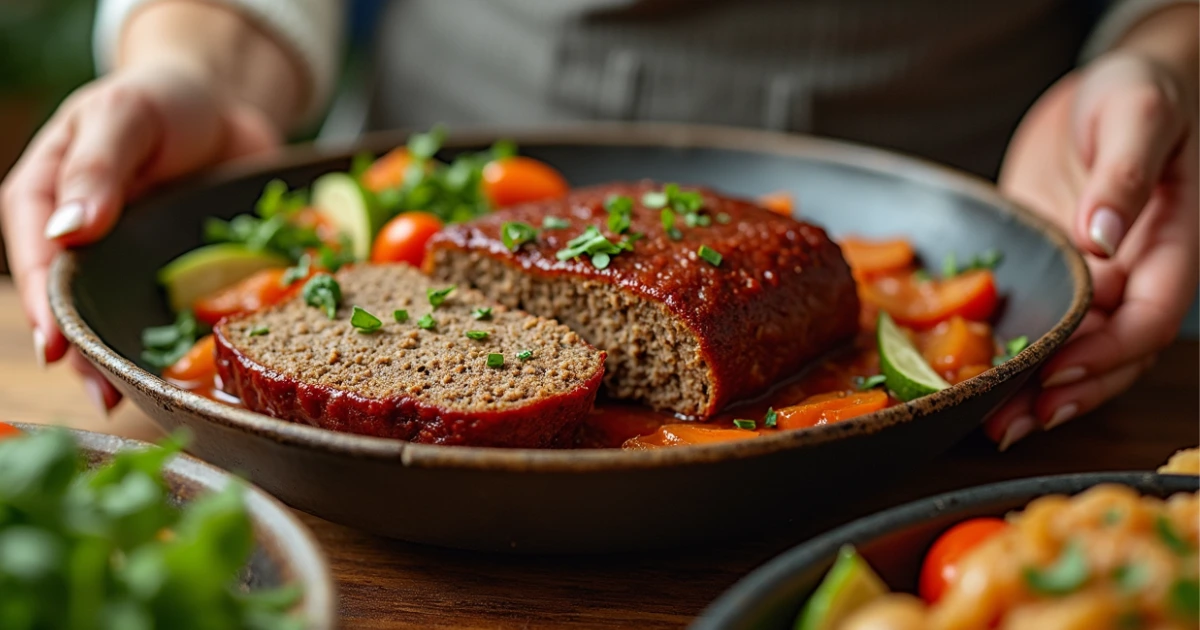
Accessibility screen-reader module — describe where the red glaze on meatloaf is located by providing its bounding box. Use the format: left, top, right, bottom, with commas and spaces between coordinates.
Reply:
428, 181, 859, 418
214, 264, 606, 447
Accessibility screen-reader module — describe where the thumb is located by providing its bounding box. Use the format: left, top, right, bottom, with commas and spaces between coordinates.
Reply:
1076, 83, 1184, 258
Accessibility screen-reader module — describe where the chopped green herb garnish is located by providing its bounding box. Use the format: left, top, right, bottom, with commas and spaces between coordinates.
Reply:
993, 335, 1030, 366
1112, 563, 1149, 594
942, 252, 958, 279
1170, 578, 1199, 620
280, 254, 311, 286
605, 195, 634, 234
697, 245, 722, 267
465, 330, 489, 340
1022, 540, 1089, 595
255, 178, 308, 218
393, 309, 409, 323
763, 408, 778, 428
556, 225, 630, 269
855, 374, 888, 390
427, 285, 456, 308
141, 310, 206, 369
472, 307, 493, 320
1156, 515, 1193, 556
542, 216, 571, 230
350, 306, 383, 333
733, 419, 756, 430
302, 274, 342, 319
490, 139, 517, 160
417, 313, 436, 330
641, 191, 668, 209
248, 325, 269, 337
407, 125, 446, 159
486, 353, 504, 368
684, 212, 711, 228
942, 248, 1005, 277
715, 212, 732, 224
516, 350, 533, 361
661, 208, 682, 241
316, 239, 355, 272
500, 221, 538, 251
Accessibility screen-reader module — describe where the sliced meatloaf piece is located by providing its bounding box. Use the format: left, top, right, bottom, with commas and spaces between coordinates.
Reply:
213, 264, 606, 447
427, 181, 860, 419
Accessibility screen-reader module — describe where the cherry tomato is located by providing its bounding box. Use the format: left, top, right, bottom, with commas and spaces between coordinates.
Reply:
919, 517, 1009, 603
371, 212, 443, 267
774, 389, 889, 430
192, 268, 305, 326
362, 148, 416, 193
0, 422, 22, 440
163, 335, 217, 383
481, 157, 569, 207
840, 238, 916, 278
859, 270, 998, 329
757, 191, 794, 217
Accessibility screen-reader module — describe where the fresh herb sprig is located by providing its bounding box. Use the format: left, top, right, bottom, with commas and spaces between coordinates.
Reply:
141, 310, 207, 369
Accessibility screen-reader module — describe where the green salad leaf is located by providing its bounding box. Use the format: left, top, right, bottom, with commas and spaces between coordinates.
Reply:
141, 310, 207, 369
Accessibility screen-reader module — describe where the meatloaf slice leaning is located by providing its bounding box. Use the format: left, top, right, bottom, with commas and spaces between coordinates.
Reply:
427, 181, 860, 419
213, 264, 606, 447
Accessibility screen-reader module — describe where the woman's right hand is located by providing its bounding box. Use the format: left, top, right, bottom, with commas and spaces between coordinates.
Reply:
0, 63, 281, 412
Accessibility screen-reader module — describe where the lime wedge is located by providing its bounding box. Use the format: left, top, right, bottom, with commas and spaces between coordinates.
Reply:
311, 172, 385, 261
157, 244, 288, 312
877, 311, 950, 402
795, 546, 890, 630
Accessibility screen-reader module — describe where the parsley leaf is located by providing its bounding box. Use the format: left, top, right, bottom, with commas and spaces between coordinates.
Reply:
500, 221, 538, 251
472, 307, 493, 320
302, 274, 342, 319
280, 254, 311, 286
605, 195, 633, 234
855, 374, 888, 391
542, 216, 570, 230
516, 350, 533, 361
393, 310, 409, 323
350, 306, 382, 333
417, 314, 436, 330
465, 330, 489, 340
426, 285, 456, 308
763, 408, 778, 428
141, 310, 206, 370
486, 353, 504, 368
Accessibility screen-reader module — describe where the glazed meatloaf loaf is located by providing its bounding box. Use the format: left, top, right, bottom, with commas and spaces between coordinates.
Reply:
213, 264, 606, 447
427, 181, 859, 418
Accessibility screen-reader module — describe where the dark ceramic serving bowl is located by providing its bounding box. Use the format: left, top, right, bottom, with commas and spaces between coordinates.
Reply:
694, 472, 1200, 629
13, 423, 337, 629
49, 123, 1090, 553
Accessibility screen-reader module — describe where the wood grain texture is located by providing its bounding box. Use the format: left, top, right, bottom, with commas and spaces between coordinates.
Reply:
2, 277, 1196, 629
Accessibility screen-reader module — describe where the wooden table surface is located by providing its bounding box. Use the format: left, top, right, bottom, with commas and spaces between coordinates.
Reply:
1, 277, 1196, 629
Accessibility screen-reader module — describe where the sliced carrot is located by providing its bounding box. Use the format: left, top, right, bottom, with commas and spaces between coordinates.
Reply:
163, 335, 217, 383
0, 422, 21, 440
192, 268, 309, 326
622, 423, 759, 449
840, 237, 916, 278
757, 191, 794, 217
921, 316, 995, 381
774, 389, 889, 431
859, 270, 998, 329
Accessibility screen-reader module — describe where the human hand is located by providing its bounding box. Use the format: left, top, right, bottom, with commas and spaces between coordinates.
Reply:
0, 64, 280, 413
986, 50, 1198, 450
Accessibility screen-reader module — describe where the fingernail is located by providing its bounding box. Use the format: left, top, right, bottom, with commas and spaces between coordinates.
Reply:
1044, 402, 1079, 431
44, 201, 86, 239
82, 377, 111, 417
1043, 366, 1086, 388
999, 416, 1036, 452
1088, 207, 1125, 257
32, 329, 46, 369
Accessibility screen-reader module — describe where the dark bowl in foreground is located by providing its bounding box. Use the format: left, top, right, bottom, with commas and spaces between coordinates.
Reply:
15, 424, 337, 629
50, 123, 1090, 552
694, 472, 1200, 629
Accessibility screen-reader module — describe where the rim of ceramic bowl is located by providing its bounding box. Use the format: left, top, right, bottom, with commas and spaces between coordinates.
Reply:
694, 471, 1199, 629
13, 423, 338, 629
48, 122, 1092, 473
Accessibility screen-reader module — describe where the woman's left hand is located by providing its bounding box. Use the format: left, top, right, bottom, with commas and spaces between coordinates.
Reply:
986, 48, 1198, 450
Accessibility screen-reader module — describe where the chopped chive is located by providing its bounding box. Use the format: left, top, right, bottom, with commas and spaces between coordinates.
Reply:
855, 374, 888, 391
500, 221, 538, 251
516, 349, 533, 361
605, 195, 633, 235
542, 216, 571, 230
715, 212, 732, 224
763, 407, 778, 428
684, 212, 711, 228
248, 325, 269, 337
426, 285, 456, 308
733, 419, 756, 430
642, 191, 668, 209
417, 313, 436, 330
472, 307, 493, 320
393, 309, 409, 323
1156, 516, 1192, 556
486, 353, 504, 368
1022, 540, 1089, 595
350, 306, 383, 333
697, 245, 722, 267
464, 330, 489, 340
661, 208, 682, 241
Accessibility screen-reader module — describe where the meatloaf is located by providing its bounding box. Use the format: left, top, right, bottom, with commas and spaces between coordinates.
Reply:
214, 264, 606, 447
427, 181, 859, 419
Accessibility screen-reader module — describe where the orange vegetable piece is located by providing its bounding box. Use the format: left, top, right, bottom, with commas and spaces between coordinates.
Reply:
0, 422, 22, 440
757, 191, 794, 216
859, 270, 998, 329
954, 364, 990, 383
775, 389, 889, 430
362, 147, 418, 192
192, 268, 308, 326
163, 335, 217, 383
290, 207, 342, 244
623, 423, 759, 449
481, 156, 569, 207
921, 316, 995, 381
840, 237, 916, 278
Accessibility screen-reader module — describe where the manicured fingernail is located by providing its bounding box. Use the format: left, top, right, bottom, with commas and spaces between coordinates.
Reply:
32, 329, 46, 368
82, 377, 111, 417
998, 415, 1036, 452
1044, 402, 1079, 431
1043, 366, 1086, 388
44, 201, 86, 239
1088, 207, 1124, 257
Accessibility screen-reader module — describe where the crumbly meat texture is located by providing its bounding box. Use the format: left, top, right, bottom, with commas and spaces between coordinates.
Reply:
428, 181, 859, 418
214, 264, 606, 447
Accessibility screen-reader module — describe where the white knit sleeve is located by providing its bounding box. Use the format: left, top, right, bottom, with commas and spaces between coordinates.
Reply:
1081, 0, 1199, 61
93, 0, 344, 124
